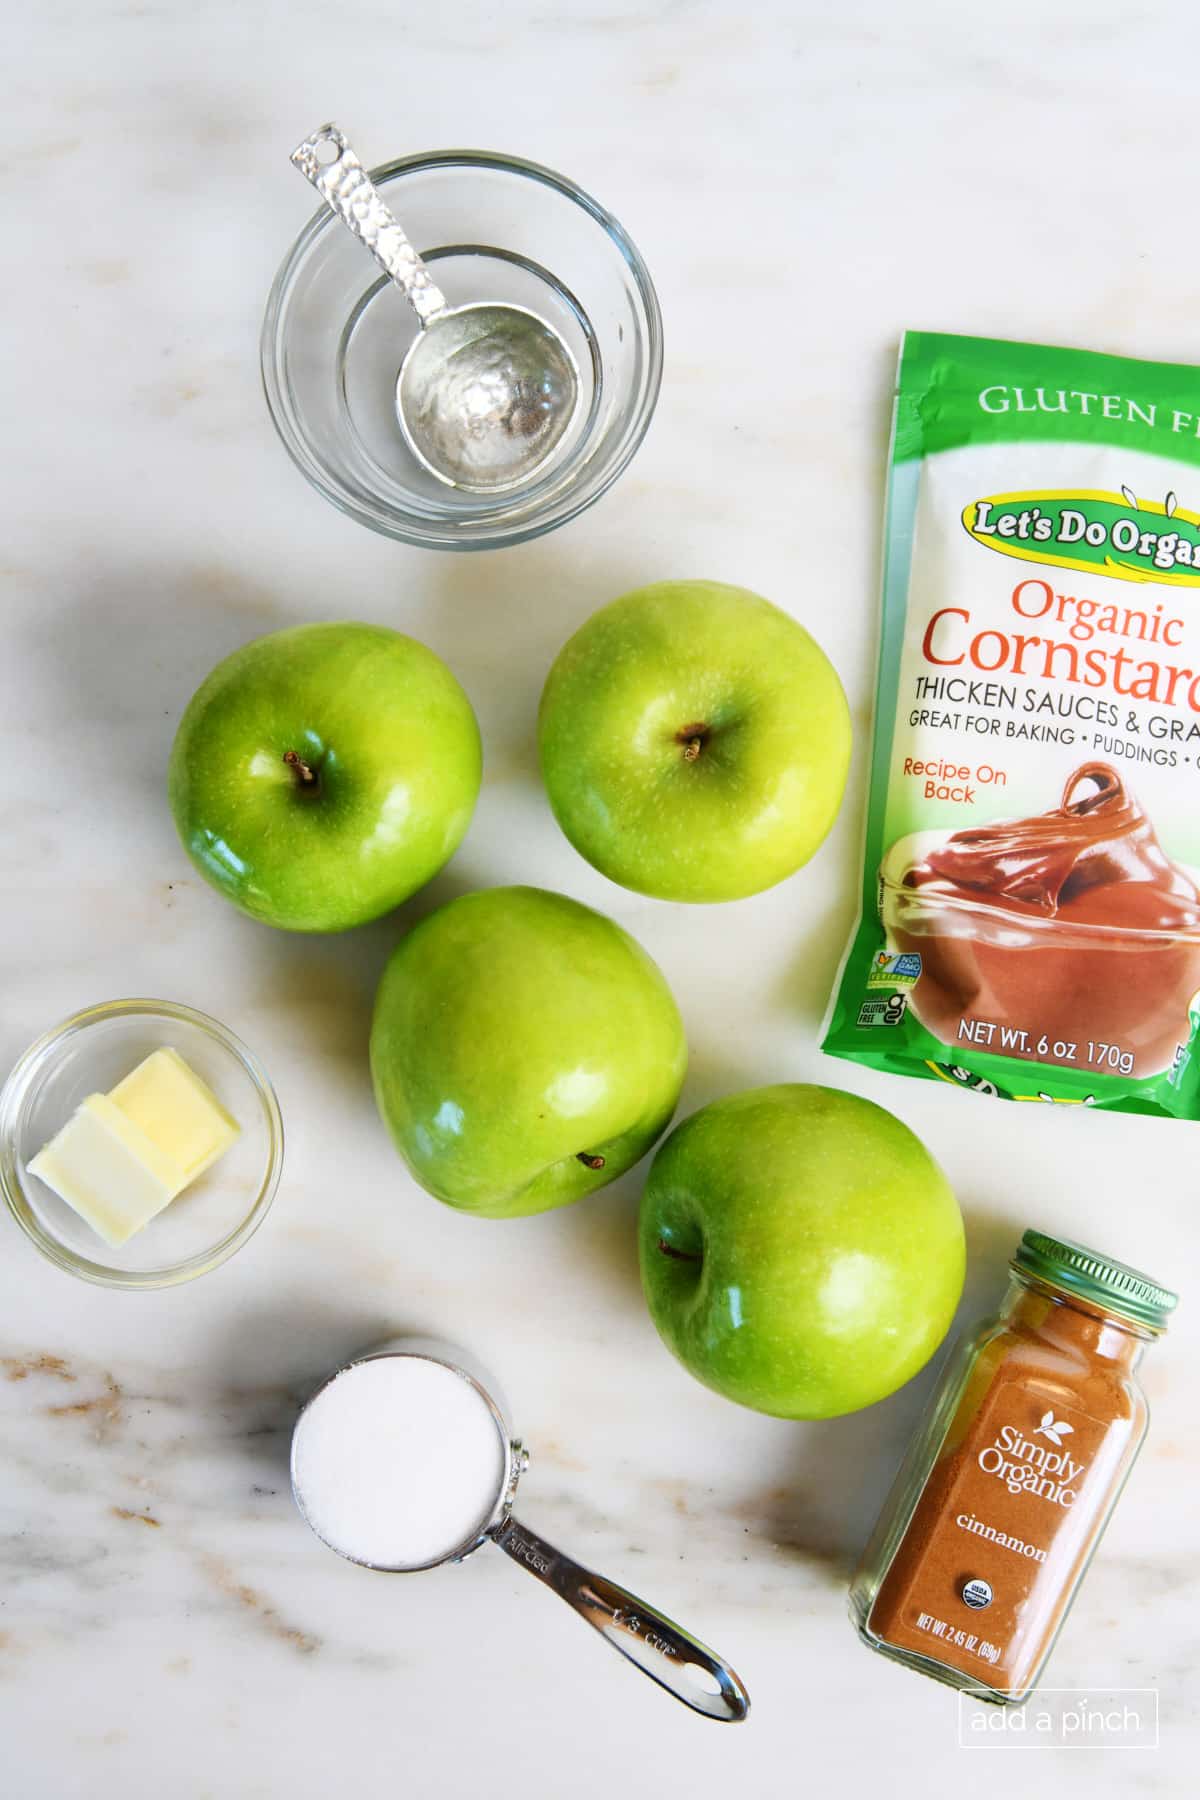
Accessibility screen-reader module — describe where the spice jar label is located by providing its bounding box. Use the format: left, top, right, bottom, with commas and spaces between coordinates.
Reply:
866, 1377, 1126, 1695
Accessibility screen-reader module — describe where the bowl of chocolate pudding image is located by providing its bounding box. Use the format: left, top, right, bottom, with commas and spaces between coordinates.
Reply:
879, 764, 1200, 1079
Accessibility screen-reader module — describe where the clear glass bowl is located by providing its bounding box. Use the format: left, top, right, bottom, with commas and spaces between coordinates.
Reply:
261, 149, 663, 550
0, 1000, 283, 1288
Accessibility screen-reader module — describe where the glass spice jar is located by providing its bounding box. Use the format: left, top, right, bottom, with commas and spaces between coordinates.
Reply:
850, 1229, 1177, 1704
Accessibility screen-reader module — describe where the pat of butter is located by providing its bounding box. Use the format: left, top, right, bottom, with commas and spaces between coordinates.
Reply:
109, 1048, 239, 1182
29, 1093, 188, 1247
28, 1049, 241, 1249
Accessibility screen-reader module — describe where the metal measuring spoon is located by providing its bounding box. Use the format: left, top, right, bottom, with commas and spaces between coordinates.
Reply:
290, 125, 582, 493
291, 1338, 751, 1723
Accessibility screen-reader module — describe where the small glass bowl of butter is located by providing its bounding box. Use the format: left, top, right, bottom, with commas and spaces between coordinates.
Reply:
0, 999, 283, 1288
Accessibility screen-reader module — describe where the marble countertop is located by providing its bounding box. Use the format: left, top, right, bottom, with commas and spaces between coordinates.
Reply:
3, 2, 1197, 1794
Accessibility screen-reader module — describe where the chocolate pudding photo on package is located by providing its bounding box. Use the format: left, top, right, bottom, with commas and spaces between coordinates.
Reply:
825, 331, 1200, 1118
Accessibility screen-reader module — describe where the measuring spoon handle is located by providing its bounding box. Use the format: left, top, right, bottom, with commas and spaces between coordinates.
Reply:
492, 1516, 750, 1722
290, 122, 448, 325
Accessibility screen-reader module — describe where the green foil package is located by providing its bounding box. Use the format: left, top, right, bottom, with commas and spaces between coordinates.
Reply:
824, 331, 1200, 1118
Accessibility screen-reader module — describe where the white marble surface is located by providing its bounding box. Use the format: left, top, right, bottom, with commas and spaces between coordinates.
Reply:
3, 2, 1198, 1793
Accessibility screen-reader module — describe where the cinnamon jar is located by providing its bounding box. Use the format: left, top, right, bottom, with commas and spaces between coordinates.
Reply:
850, 1229, 1176, 1703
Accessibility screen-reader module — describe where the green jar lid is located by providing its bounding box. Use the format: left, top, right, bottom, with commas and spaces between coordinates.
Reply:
1014, 1229, 1178, 1332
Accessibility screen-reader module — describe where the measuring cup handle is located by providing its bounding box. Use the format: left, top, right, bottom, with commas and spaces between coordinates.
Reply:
492, 1516, 750, 1722
290, 122, 448, 325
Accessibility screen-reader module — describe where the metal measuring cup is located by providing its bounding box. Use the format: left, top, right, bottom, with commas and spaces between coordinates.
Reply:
290, 1337, 750, 1723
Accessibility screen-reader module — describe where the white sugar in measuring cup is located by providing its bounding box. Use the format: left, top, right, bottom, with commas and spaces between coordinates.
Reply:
290, 1337, 750, 1722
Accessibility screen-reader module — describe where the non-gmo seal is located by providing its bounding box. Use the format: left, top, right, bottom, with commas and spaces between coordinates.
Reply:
962, 1578, 993, 1610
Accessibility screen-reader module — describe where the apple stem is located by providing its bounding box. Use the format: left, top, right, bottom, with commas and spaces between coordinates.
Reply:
283, 750, 319, 790
657, 1237, 702, 1263
676, 722, 709, 762
576, 1152, 606, 1170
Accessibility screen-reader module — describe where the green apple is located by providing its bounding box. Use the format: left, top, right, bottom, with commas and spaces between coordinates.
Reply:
639, 1085, 964, 1419
169, 623, 481, 932
538, 581, 851, 902
370, 885, 687, 1217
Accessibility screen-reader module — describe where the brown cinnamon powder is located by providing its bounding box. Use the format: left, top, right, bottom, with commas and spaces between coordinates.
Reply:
865, 1281, 1145, 1698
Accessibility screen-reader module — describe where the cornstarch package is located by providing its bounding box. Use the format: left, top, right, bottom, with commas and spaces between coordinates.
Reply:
824, 330, 1200, 1118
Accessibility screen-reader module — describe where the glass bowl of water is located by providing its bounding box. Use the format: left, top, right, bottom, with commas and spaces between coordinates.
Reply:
262, 149, 663, 550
